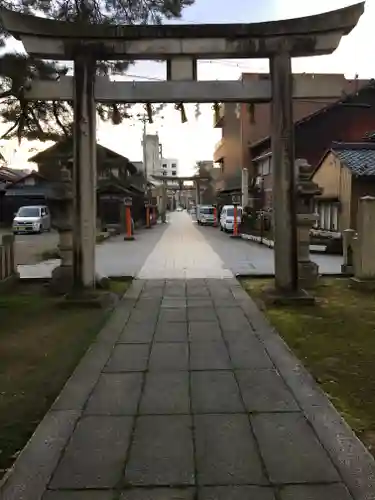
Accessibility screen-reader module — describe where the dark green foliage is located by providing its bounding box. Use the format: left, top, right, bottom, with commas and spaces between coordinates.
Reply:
0, 0, 195, 141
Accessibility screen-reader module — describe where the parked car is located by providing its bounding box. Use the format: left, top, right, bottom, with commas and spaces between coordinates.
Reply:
190, 206, 197, 220
176, 206, 183, 212
196, 205, 215, 226
12, 205, 51, 234
220, 205, 242, 232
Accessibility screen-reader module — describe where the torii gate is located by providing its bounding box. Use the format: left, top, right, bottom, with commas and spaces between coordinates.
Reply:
152, 174, 211, 214
0, 3, 364, 293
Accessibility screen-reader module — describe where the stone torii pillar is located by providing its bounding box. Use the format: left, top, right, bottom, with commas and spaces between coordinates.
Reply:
270, 50, 298, 293
72, 56, 97, 289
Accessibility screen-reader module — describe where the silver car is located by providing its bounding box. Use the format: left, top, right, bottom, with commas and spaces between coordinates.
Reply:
13, 205, 51, 234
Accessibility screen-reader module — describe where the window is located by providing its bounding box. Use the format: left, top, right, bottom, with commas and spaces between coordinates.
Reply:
17, 207, 41, 217
162, 164, 167, 168
162, 172, 167, 176
316, 202, 339, 231
172, 171, 177, 176
171, 163, 177, 169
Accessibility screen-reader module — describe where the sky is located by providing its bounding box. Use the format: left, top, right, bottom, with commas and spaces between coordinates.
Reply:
0, 0, 374, 175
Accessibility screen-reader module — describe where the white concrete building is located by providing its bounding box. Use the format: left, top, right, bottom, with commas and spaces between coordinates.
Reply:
161, 158, 178, 178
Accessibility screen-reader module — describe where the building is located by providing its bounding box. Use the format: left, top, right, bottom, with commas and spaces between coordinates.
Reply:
161, 158, 178, 177
213, 73, 368, 200
144, 134, 161, 179
312, 141, 375, 234
250, 81, 375, 210
26, 137, 147, 230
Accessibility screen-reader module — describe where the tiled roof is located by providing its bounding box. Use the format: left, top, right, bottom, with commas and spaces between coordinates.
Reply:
331, 142, 375, 176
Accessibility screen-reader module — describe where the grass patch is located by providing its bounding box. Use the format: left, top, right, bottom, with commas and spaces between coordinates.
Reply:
0, 278, 131, 478
242, 277, 375, 456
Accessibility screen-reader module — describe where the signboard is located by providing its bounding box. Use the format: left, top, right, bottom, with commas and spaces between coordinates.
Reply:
124, 197, 132, 206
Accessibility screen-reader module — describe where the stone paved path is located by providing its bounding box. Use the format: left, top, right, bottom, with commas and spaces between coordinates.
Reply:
3, 213, 375, 500
138, 214, 232, 279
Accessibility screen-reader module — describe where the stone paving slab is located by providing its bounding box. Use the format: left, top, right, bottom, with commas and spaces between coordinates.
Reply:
139, 372, 190, 414
191, 371, 244, 413
278, 484, 353, 500
119, 489, 195, 500
104, 344, 150, 372
236, 369, 299, 413
84, 373, 143, 415
198, 486, 276, 500
188, 321, 222, 341
251, 412, 340, 484
49, 416, 133, 489
2, 275, 375, 500
194, 414, 267, 485
189, 341, 231, 370
149, 342, 189, 371
227, 337, 274, 369
154, 322, 188, 342
125, 415, 195, 486
43, 492, 114, 500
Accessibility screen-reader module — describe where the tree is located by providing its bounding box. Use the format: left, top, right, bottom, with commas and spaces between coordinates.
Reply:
0, 0, 195, 142
194, 161, 217, 205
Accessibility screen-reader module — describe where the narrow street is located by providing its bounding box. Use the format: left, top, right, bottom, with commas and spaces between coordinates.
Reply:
3, 213, 373, 500
18, 211, 343, 279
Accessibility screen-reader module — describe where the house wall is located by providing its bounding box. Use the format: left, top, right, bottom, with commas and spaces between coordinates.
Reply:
312, 152, 352, 232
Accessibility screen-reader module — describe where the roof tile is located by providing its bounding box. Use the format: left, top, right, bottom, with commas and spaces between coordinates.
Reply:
332, 142, 375, 176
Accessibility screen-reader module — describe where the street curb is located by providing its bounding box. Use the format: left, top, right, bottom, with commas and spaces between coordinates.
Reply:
240, 233, 333, 254
236, 273, 346, 279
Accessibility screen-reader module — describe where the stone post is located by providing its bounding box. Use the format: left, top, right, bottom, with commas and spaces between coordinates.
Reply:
296, 214, 319, 287
270, 51, 298, 293
341, 228, 355, 275
352, 196, 375, 286
50, 165, 74, 294
295, 159, 322, 288
241, 168, 249, 208
72, 56, 97, 289
161, 180, 167, 223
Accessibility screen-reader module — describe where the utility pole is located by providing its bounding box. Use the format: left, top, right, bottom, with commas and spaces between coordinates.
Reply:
142, 117, 148, 193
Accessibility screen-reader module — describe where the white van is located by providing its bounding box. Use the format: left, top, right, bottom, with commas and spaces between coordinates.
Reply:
196, 205, 215, 226
220, 205, 242, 232
12, 205, 51, 234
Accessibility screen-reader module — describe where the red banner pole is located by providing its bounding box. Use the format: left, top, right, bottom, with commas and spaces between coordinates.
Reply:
124, 198, 135, 241
233, 204, 238, 236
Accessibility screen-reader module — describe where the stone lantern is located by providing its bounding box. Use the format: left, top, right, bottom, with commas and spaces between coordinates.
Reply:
48, 164, 74, 294
295, 159, 322, 287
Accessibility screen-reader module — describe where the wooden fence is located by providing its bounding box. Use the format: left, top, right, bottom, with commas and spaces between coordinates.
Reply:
0, 234, 16, 283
